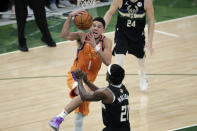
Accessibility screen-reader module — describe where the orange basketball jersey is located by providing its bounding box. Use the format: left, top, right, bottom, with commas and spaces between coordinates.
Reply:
68, 35, 105, 84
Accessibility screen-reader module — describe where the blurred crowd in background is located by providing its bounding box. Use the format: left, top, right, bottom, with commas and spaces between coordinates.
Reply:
0, 0, 79, 20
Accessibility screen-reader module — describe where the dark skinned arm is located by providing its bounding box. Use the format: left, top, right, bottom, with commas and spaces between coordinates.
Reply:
77, 79, 107, 101
74, 68, 113, 103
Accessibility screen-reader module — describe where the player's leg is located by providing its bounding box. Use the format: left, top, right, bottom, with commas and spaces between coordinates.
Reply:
49, 73, 92, 131
115, 54, 126, 66
15, 0, 28, 51
29, 0, 56, 47
65, 73, 92, 115
73, 84, 92, 131
55, 85, 90, 131
137, 56, 146, 76
113, 27, 128, 66
49, 96, 85, 131
49, 95, 84, 131
129, 34, 148, 91
49, 73, 79, 131
137, 56, 148, 91
137, 35, 148, 91
73, 112, 85, 131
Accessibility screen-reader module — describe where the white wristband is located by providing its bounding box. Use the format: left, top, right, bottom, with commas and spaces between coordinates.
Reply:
94, 45, 100, 53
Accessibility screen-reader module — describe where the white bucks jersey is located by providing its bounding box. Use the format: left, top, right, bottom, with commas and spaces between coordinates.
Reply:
117, 0, 146, 32
102, 84, 130, 128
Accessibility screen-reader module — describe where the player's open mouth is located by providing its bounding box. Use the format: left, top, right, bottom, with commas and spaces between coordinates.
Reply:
92, 32, 98, 36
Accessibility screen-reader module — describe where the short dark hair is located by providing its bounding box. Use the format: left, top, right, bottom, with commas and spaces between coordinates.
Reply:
107, 64, 125, 85
93, 17, 105, 28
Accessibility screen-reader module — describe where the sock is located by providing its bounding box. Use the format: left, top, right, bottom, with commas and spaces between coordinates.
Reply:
58, 109, 68, 119
74, 112, 85, 131
137, 58, 146, 77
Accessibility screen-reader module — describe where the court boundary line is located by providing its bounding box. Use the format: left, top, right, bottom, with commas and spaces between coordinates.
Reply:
155, 14, 197, 25
168, 124, 197, 131
1, 73, 197, 81
0, 14, 196, 56
154, 29, 180, 38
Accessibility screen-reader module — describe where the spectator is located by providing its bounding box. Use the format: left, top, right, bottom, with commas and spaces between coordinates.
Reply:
59, 0, 76, 7
15, 0, 56, 52
9, 0, 16, 20
0, 0, 9, 12
0, 0, 9, 19
49, 0, 58, 11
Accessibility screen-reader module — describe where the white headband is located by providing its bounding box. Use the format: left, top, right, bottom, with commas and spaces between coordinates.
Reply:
107, 64, 112, 75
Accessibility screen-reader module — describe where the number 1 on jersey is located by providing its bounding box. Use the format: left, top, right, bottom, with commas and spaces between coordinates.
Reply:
127, 20, 136, 27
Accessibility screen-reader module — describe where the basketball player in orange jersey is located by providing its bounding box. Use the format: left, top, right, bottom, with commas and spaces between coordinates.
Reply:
49, 10, 112, 131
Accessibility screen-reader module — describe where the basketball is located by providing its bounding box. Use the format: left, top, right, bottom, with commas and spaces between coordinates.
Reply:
74, 11, 93, 30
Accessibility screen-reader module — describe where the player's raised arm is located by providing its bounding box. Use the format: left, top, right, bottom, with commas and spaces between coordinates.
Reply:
61, 10, 86, 41
104, 0, 120, 29
74, 69, 99, 91
78, 79, 106, 101
74, 69, 113, 103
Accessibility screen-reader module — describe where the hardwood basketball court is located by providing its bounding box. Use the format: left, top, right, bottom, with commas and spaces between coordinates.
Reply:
0, 15, 197, 131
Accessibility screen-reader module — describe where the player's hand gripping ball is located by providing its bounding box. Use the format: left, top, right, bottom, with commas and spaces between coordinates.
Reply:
74, 11, 93, 30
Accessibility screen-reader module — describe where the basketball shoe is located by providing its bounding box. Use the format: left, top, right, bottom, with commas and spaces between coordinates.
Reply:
41, 37, 56, 47
138, 70, 148, 91
49, 116, 64, 131
18, 44, 28, 52
49, 3, 58, 12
